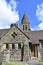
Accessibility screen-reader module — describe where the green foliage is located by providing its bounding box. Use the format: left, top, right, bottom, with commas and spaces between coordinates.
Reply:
2, 62, 27, 65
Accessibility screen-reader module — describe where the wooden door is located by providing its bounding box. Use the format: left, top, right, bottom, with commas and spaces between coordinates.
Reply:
31, 45, 35, 57
31, 45, 38, 58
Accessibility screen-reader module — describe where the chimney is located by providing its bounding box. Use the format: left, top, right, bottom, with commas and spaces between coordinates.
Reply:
10, 24, 14, 28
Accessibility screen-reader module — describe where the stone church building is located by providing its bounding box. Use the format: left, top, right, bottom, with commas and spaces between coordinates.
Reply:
0, 12, 43, 62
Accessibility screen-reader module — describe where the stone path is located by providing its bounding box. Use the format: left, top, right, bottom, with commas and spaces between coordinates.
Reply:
27, 60, 43, 65
8, 59, 43, 65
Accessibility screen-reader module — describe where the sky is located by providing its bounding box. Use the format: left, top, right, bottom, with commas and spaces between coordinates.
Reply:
0, 0, 43, 30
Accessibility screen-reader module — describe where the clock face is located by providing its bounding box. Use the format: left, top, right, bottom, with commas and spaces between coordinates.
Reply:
11, 32, 17, 38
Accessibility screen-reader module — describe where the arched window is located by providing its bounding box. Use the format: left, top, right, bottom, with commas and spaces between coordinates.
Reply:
6, 44, 9, 49
18, 44, 21, 49
23, 25, 24, 30
25, 25, 27, 30
12, 44, 15, 49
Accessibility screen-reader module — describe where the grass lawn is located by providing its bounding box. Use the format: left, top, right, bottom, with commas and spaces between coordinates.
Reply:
2, 62, 27, 65
39, 59, 43, 62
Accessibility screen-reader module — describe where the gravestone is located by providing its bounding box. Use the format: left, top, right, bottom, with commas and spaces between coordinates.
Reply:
0, 52, 3, 65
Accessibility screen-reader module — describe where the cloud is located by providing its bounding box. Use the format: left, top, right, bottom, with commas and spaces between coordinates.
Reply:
36, 3, 43, 22
32, 22, 43, 30
36, 3, 43, 30
38, 22, 43, 30
0, 0, 19, 29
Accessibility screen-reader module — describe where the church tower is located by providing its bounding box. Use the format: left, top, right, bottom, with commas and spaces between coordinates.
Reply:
20, 12, 30, 31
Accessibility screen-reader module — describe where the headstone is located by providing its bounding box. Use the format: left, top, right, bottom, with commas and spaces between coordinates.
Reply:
0, 52, 3, 65
6, 53, 10, 62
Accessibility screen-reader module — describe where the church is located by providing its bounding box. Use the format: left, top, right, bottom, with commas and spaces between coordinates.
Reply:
0, 12, 43, 62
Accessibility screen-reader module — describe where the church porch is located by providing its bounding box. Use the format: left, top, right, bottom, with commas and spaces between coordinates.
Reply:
29, 43, 39, 60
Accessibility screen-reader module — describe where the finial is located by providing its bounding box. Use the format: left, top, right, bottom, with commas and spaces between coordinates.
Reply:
23, 11, 27, 18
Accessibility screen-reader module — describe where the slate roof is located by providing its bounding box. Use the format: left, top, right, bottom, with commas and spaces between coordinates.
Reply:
0, 26, 43, 44
25, 30, 43, 44
0, 29, 10, 38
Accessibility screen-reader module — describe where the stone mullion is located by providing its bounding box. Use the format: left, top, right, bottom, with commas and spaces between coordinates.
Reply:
21, 43, 23, 49
9, 44, 12, 50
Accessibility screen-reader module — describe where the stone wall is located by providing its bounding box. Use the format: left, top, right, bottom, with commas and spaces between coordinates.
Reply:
2, 44, 30, 62
23, 45, 29, 61
40, 49, 43, 59
2, 49, 21, 62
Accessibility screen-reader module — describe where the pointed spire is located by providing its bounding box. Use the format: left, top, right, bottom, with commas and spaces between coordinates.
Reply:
21, 12, 29, 24
23, 11, 28, 19
20, 12, 30, 31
